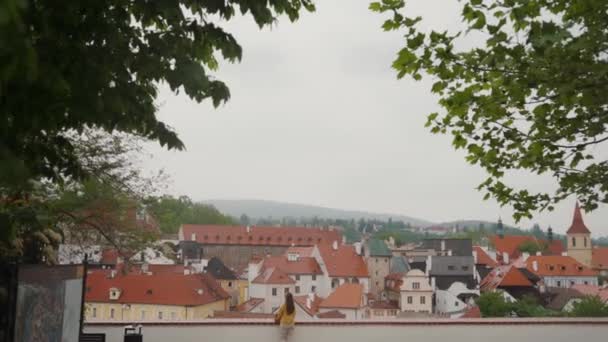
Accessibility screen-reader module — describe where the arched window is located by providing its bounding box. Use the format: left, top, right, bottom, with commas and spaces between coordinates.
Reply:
572, 237, 576, 247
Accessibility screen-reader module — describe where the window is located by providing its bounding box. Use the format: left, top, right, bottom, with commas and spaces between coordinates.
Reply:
311, 286, 316, 293
141, 310, 145, 320
420, 296, 426, 304
570, 281, 575, 286
557, 281, 562, 287
158, 311, 163, 320
455, 301, 459, 306
375, 258, 379, 263
228, 281, 233, 288
295, 286, 300, 294
584, 281, 589, 285
407, 296, 413, 304
572, 237, 576, 247
312, 275, 317, 281
374, 309, 384, 316
461, 266, 469, 271
295, 275, 300, 281
447, 265, 456, 271
92, 307, 97, 318
284, 288, 289, 295
171, 312, 176, 320
376, 281, 379, 287
110, 308, 115, 319
272, 288, 277, 296
375, 271, 379, 276
412, 282, 420, 289
385, 259, 388, 263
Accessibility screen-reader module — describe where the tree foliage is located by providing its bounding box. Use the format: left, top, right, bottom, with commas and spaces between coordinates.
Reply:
371, 0, 608, 220
1, 0, 315, 190
146, 196, 235, 234
476, 291, 514, 317
570, 296, 608, 317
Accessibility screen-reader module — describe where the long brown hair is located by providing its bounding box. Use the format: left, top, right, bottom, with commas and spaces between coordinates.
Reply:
285, 292, 295, 314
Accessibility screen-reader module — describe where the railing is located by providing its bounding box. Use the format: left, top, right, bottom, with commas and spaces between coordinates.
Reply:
85, 318, 608, 342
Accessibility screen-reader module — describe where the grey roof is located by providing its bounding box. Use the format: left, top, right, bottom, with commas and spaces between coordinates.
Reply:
390, 256, 410, 274
429, 256, 475, 276
545, 287, 584, 311
421, 238, 473, 256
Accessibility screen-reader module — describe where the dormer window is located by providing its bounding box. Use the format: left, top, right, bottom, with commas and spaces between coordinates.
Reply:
227, 236, 231, 240
561, 266, 566, 271
549, 265, 555, 271
249, 236, 253, 241
215, 235, 220, 240
287, 253, 299, 262
146, 289, 153, 295
109, 287, 121, 300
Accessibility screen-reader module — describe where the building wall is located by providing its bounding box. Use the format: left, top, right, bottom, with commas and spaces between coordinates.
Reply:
293, 274, 321, 297
86, 300, 228, 321
398, 270, 433, 313
201, 245, 288, 268
318, 308, 360, 320
567, 233, 592, 267
367, 256, 390, 297
250, 283, 295, 313
543, 276, 598, 288
366, 308, 398, 319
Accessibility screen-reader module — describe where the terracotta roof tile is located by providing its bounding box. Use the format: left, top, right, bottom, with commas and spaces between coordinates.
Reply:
480, 265, 533, 291
473, 246, 498, 267
318, 244, 369, 278
85, 271, 229, 306
567, 202, 591, 234
294, 294, 324, 316
252, 267, 296, 285
491, 235, 564, 262
461, 306, 481, 318
316, 310, 346, 319
235, 298, 265, 312
592, 247, 608, 270
525, 255, 597, 277
570, 284, 608, 302
319, 283, 364, 309
180, 225, 341, 247
261, 255, 322, 275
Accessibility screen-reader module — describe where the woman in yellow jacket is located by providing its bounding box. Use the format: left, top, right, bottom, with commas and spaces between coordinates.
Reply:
275, 292, 296, 342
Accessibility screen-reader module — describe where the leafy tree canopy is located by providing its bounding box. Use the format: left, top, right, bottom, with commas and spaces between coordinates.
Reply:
1, 0, 314, 190
570, 295, 608, 317
371, 0, 608, 220
146, 195, 235, 234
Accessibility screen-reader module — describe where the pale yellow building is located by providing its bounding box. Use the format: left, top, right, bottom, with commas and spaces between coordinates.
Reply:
85, 270, 229, 321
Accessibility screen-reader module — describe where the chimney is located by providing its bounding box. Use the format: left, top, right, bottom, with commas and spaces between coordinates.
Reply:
426, 255, 432, 275
532, 260, 538, 272
562, 251, 568, 256
110, 270, 117, 279
502, 252, 509, 264
142, 263, 149, 274
536, 251, 542, 256
522, 252, 530, 261
191, 233, 196, 241
332, 241, 338, 251
431, 277, 436, 290
354, 242, 362, 256
342, 236, 346, 244
497, 218, 504, 239
547, 226, 553, 242
472, 250, 478, 264
246, 225, 251, 233
447, 250, 452, 257
441, 240, 446, 251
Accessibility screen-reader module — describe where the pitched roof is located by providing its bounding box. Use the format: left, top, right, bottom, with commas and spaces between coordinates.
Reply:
319, 283, 364, 309
180, 225, 342, 247
235, 298, 265, 312
545, 287, 584, 311
473, 246, 498, 267
206, 257, 238, 280
316, 310, 346, 319
567, 202, 591, 234
491, 235, 564, 261
367, 239, 392, 257
480, 265, 534, 291
592, 247, 608, 270
525, 255, 598, 277
390, 256, 410, 274
429, 256, 475, 276
421, 238, 473, 256
570, 284, 608, 302
294, 294, 324, 316
261, 255, 322, 275
285, 246, 315, 257
318, 244, 369, 278
252, 267, 295, 285
85, 271, 229, 306
461, 306, 481, 318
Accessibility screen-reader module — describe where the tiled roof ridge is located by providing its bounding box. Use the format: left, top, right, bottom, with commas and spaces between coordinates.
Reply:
567, 202, 591, 234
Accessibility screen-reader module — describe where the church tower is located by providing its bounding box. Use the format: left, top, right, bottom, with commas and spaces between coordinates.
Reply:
566, 202, 592, 266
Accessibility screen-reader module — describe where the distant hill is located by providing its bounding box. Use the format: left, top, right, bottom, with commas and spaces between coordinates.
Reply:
204, 199, 433, 227
439, 219, 524, 232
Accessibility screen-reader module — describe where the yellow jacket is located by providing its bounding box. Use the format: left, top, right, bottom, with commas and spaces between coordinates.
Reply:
275, 304, 296, 326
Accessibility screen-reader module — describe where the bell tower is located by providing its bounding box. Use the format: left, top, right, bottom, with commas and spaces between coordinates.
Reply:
566, 202, 592, 266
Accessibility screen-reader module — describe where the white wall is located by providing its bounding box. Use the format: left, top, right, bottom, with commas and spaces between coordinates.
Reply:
543, 276, 598, 288
294, 274, 321, 297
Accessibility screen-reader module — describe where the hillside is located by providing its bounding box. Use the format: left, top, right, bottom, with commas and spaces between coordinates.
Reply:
204, 199, 433, 227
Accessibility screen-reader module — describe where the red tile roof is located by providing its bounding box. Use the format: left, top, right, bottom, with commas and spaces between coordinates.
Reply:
480, 265, 534, 291
525, 255, 598, 277
129, 264, 187, 275
491, 235, 564, 262
261, 255, 322, 275
318, 244, 369, 278
285, 246, 316, 257
85, 271, 229, 306
461, 306, 481, 318
100, 248, 119, 265
571, 284, 608, 302
252, 267, 296, 285
180, 225, 342, 247
384, 273, 404, 292
319, 283, 364, 309
316, 310, 346, 319
235, 298, 265, 312
592, 247, 608, 270
567, 202, 591, 234
473, 246, 498, 267
294, 294, 324, 316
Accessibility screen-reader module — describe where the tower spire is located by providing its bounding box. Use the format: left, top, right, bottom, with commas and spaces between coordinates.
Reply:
567, 202, 590, 234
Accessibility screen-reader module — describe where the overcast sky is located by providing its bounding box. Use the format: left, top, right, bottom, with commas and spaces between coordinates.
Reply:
143, 0, 608, 236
